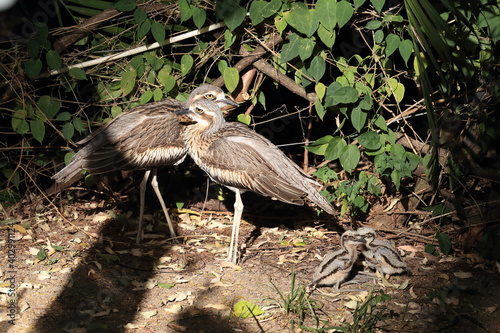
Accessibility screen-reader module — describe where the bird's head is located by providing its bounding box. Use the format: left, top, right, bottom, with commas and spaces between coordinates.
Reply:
175, 99, 225, 128
356, 227, 377, 244
341, 230, 367, 246
187, 84, 239, 109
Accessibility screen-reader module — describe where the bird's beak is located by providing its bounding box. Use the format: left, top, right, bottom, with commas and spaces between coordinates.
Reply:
174, 108, 190, 115
356, 237, 366, 243
222, 98, 239, 107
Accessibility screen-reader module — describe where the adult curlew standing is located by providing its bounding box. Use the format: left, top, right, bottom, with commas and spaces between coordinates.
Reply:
52, 85, 238, 244
175, 99, 338, 263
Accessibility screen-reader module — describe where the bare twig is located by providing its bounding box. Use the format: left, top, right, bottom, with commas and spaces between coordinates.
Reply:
211, 33, 284, 87
253, 59, 317, 102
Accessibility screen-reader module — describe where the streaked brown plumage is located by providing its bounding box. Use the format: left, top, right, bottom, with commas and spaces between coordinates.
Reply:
357, 227, 409, 276
175, 99, 337, 263
309, 230, 366, 291
52, 84, 238, 243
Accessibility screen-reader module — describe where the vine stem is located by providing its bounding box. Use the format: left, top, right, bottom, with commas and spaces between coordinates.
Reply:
48, 22, 226, 76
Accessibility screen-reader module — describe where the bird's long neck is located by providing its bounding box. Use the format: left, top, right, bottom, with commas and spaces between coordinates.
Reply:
183, 113, 226, 163
342, 242, 359, 261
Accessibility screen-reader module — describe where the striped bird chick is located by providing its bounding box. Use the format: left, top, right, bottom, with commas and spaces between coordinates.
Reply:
357, 227, 409, 276
309, 230, 366, 291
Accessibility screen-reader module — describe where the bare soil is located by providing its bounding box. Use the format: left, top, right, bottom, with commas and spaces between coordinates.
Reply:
1, 190, 499, 333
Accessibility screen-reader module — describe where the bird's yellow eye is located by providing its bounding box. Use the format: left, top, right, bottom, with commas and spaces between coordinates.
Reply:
194, 107, 204, 114
205, 93, 215, 100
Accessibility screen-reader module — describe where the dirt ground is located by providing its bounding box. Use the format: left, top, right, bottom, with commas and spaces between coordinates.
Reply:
1, 189, 499, 333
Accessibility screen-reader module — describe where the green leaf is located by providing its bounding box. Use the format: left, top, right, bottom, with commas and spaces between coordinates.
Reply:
332, 86, 358, 104
139, 90, 153, 104
249, 0, 281, 25
137, 19, 151, 39
56, 112, 71, 121
11, 109, 27, 133
158, 283, 176, 289
373, 114, 388, 131
224, 29, 236, 49
37, 95, 61, 119
436, 232, 451, 255
120, 69, 137, 96
283, 2, 319, 37
336, 1, 353, 29
151, 21, 165, 44
133, 8, 147, 24
316, 0, 337, 31
399, 39, 413, 65
153, 88, 163, 101
357, 131, 381, 150
192, 7, 206, 29
73, 117, 84, 133
365, 20, 381, 30
391, 169, 401, 189
425, 244, 437, 255
317, 24, 336, 48
308, 55, 326, 82
306, 135, 333, 155
280, 33, 301, 63
385, 33, 400, 58
25, 59, 42, 78
30, 119, 45, 143
350, 106, 367, 132
325, 136, 347, 160
353, 0, 366, 9
62, 122, 75, 141
299, 37, 315, 61
37, 248, 47, 261
374, 30, 384, 44
111, 106, 122, 118
372, 0, 385, 13
46, 50, 62, 70
223, 67, 240, 93
387, 78, 405, 103
216, 0, 247, 31
69, 67, 87, 80
179, 0, 193, 22
315, 82, 326, 101
27, 39, 40, 59
237, 113, 251, 126
274, 16, 287, 34
339, 144, 360, 172
180, 54, 194, 77
114, 0, 136, 12
233, 300, 264, 318
315, 102, 326, 120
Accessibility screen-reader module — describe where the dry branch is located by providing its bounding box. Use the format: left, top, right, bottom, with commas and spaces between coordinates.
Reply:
253, 59, 317, 102
49, 22, 226, 76
53, 3, 178, 53
211, 33, 284, 87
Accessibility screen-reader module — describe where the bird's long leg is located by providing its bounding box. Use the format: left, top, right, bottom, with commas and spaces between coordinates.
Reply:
137, 169, 151, 244
150, 168, 177, 241
227, 188, 243, 263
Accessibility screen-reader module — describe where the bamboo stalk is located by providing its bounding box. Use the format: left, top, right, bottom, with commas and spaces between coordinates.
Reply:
49, 22, 226, 76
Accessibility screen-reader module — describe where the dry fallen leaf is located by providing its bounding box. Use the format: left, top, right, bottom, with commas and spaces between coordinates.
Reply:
407, 301, 421, 314
139, 310, 157, 318
204, 303, 229, 311
453, 271, 473, 279
220, 261, 241, 270
164, 303, 183, 314
485, 306, 497, 314
410, 286, 417, 299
